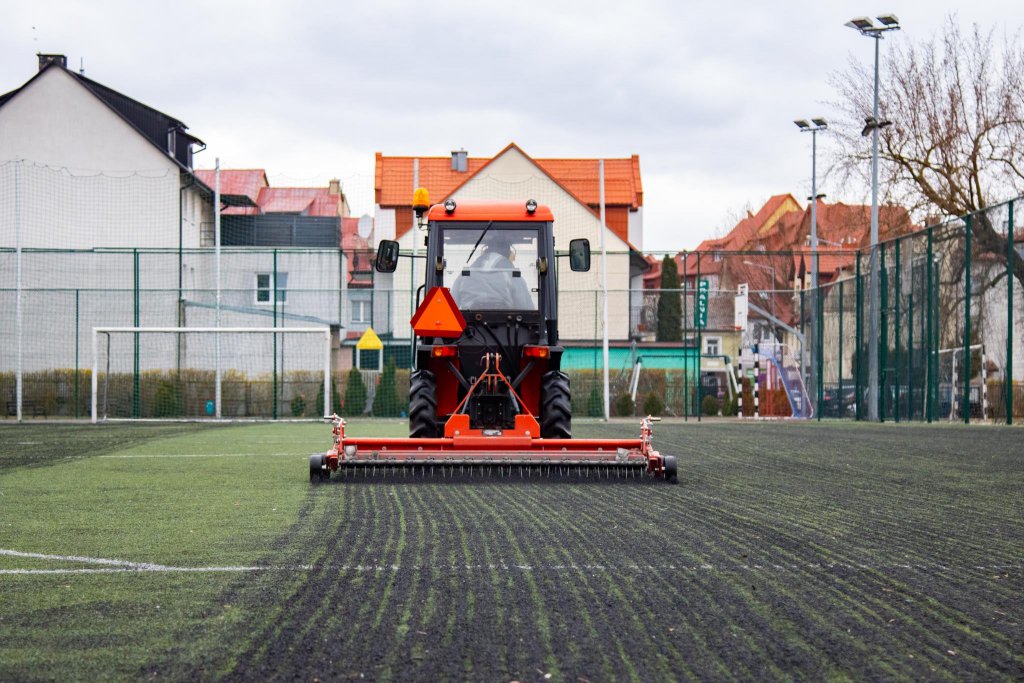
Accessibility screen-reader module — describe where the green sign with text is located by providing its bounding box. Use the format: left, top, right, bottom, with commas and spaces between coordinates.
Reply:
694, 279, 709, 328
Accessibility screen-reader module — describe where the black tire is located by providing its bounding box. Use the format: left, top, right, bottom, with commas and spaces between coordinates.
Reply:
309, 453, 328, 483
663, 455, 678, 484
409, 369, 440, 438
540, 370, 571, 439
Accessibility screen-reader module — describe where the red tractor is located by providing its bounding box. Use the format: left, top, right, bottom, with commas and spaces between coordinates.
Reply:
310, 195, 677, 482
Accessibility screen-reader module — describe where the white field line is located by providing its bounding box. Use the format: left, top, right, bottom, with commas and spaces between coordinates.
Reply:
1, 549, 1019, 576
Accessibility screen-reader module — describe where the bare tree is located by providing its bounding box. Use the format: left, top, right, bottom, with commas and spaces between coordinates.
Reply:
829, 17, 1024, 288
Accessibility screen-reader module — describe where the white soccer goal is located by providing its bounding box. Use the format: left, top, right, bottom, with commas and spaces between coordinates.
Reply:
91, 327, 331, 422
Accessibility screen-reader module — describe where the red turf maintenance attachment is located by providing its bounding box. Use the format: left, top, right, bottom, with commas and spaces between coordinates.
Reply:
309, 199, 681, 483
309, 413, 676, 482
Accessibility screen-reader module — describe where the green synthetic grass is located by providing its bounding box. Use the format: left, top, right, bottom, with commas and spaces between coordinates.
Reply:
1, 420, 1022, 681
0, 420, 403, 679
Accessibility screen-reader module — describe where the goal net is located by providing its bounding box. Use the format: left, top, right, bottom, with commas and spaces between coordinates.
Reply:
91, 327, 331, 421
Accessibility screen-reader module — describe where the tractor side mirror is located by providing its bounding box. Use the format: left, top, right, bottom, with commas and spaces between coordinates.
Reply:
569, 239, 591, 272
374, 240, 400, 273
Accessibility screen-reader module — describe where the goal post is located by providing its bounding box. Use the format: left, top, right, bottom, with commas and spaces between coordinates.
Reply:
91, 327, 331, 422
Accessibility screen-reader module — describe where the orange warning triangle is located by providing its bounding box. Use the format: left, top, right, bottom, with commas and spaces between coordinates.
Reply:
410, 286, 467, 338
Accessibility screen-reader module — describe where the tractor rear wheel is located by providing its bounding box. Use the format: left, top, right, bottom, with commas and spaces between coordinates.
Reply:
540, 371, 571, 439
409, 369, 440, 438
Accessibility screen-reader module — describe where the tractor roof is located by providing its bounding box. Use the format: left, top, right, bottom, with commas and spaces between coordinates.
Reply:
427, 200, 553, 222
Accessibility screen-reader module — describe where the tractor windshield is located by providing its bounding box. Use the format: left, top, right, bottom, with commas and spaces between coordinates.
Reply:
443, 226, 539, 311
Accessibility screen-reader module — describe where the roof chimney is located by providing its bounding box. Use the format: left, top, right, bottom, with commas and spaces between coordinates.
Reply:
451, 148, 468, 173
37, 53, 67, 72
328, 178, 341, 195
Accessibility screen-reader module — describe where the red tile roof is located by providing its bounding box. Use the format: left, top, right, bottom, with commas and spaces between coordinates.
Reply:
793, 247, 859, 283
375, 145, 642, 210
376, 143, 643, 246
251, 187, 338, 216
674, 195, 803, 277
194, 169, 268, 202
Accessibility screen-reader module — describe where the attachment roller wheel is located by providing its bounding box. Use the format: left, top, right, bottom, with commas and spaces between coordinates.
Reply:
663, 455, 678, 484
309, 453, 329, 483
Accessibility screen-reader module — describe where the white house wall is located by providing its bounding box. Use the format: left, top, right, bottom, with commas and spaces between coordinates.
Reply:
628, 206, 643, 251
375, 206, 396, 241
0, 68, 185, 250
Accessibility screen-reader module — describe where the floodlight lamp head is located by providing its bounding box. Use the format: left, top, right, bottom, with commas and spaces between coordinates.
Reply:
811, 118, 828, 128
845, 16, 874, 31
876, 13, 899, 26
794, 119, 811, 129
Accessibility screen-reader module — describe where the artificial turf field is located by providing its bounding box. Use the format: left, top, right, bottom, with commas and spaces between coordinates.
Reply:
0, 420, 1021, 681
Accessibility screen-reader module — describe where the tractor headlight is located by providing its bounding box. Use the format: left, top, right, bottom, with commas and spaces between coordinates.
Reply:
444, 199, 457, 214
525, 199, 538, 214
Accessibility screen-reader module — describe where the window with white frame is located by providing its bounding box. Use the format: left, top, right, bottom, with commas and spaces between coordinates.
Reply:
255, 272, 288, 305
351, 298, 371, 323
704, 336, 721, 356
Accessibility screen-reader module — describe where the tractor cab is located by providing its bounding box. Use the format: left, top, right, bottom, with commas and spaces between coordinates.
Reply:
375, 195, 590, 438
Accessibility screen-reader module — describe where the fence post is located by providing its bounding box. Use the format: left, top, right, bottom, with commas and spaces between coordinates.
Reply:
879, 242, 887, 421
926, 227, 934, 422
1007, 200, 1015, 425
963, 216, 972, 424
683, 253, 689, 420
696, 251, 702, 422
855, 253, 863, 420
273, 248, 278, 420
907, 253, 914, 420
14, 160, 22, 422
817, 280, 824, 421
132, 248, 140, 418
894, 238, 901, 422
838, 279, 844, 419
74, 288, 80, 419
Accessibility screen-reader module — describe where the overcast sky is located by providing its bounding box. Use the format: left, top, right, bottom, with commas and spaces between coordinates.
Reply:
0, 1, 1015, 251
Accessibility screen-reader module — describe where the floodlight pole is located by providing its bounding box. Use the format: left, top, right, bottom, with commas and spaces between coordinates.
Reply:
868, 33, 882, 422
848, 14, 900, 421
796, 119, 827, 418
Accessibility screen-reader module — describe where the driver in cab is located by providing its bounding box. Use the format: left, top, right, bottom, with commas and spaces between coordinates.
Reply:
452, 234, 534, 311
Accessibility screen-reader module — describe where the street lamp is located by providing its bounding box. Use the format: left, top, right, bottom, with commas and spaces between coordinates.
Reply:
847, 13, 900, 422
795, 118, 828, 419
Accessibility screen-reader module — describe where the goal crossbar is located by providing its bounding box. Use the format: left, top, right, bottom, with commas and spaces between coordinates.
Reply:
91, 326, 331, 423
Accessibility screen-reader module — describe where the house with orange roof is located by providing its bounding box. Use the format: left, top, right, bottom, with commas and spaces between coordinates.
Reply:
374, 143, 649, 343
663, 195, 918, 404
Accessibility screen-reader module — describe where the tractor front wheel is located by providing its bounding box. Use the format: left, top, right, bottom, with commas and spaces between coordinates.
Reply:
540, 371, 571, 439
409, 369, 440, 438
